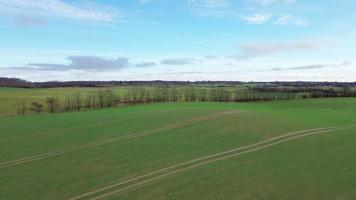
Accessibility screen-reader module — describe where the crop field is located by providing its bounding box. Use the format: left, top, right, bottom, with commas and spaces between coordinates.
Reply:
1, 98, 356, 199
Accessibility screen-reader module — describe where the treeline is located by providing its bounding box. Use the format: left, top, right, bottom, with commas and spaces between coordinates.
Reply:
2, 77, 356, 88
265, 81, 356, 88
16, 86, 356, 115
18, 90, 120, 115
254, 86, 356, 98
16, 87, 311, 115
123, 87, 306, 103
0, 77, 245, 88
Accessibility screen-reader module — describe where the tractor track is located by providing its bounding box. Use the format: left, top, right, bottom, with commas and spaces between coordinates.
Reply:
69, 125, 355, 200
0, 111, 239, 169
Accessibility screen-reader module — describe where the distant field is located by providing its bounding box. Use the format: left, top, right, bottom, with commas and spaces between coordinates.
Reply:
0, 86, 321, 116
0, 87, 126, 116
0, 86, 246, 116
1, 98, 356, 199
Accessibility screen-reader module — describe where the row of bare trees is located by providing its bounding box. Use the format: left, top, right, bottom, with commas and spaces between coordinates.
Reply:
123, 87, 303, 103
17, 87, 310, 115
17, 90, 120, 115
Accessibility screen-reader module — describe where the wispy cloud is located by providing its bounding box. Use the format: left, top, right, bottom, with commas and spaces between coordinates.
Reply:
243, 13, 273, 24
271, 64, 325, 71
233, 40, 320, 60
6, 56, 179, 71
274, 15, 308, 26
135, 61, 157, 67
160, 58, 194, 65
0, 0, 117, 21
269, 61, 351, 71
6, 56, 131, 72
188, 1, 305, 27
187, 0, 235, 19
26, 56, 130, 71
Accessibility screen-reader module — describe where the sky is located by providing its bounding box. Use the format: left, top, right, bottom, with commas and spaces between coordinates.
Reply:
0, 0, 355, 82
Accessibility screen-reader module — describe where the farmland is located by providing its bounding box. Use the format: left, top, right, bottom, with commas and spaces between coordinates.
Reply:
2, 0, 355, 199
1, 98, 356, 199
0, 87, 126, 116
1, 84, 355, 117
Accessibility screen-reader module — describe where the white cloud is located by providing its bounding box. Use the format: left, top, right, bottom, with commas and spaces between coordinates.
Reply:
243, 13, 273, 24
7, 56, 197, 71
2, 56, 355, 82
274, 15, 308, 26
0, 0, 117, 21
26, 56, 130, 71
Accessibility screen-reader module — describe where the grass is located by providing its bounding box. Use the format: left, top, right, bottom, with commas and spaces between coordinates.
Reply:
0, 98, 356, 199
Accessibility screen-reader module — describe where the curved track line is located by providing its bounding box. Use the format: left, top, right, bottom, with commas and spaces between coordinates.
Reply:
70, 125, 354, 200
69, 127, 328, 200
0, 111, 238, 169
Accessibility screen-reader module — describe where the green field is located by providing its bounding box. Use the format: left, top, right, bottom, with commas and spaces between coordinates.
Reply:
1, 98, 356, 199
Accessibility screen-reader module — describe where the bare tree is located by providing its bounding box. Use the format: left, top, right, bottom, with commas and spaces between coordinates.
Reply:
137, 87, 148, 103
64, 95, 73, 111
73, 93, 83, 111
46, 97, 60, 113
30, 102, 43, 113
84, 92, 97, 109
169, 87, 179, 102
104, 90, 119, 107
17, 101, 27, 115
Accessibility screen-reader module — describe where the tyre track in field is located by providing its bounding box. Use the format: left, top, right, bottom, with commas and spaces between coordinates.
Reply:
0, 111, 239, 169
0, 109, 191, 142
70, 125, 355, 200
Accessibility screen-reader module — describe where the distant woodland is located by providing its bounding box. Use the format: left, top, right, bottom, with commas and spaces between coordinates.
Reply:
1, 77, 356, 88
1, 77, 356, 116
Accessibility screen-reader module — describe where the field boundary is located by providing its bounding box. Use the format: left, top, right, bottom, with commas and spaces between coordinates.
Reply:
0, 111, 239, 169
69, 125, 355, 200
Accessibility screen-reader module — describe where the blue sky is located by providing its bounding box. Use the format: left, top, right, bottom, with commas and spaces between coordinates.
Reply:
0, 0, 355, 81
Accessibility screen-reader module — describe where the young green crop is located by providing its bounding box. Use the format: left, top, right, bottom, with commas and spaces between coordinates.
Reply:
0, 99, 356, 199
